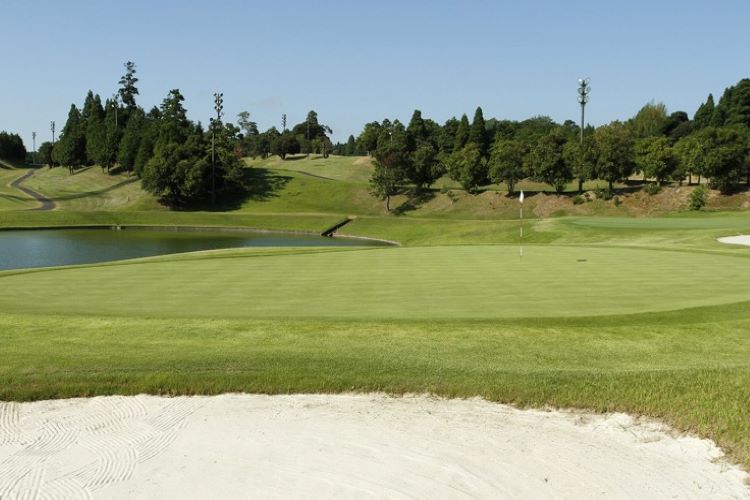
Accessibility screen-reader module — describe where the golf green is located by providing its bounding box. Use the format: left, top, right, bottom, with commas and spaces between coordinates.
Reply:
1, 245, 748, 320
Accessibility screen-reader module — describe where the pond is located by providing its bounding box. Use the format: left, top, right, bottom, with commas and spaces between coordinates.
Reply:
0, 227, 383, 271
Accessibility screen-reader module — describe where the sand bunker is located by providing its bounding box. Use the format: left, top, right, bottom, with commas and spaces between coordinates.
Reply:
0, 394, 747, 498
719, 235, 750, 247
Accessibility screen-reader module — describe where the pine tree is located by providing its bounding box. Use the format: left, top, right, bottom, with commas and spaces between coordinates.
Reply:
84, 94, 106, 166
468, 106, 489, 157
55, 105, 86, 174
118, 107, 145, 173
118, 61, 139, 108
453, 114, 470, 151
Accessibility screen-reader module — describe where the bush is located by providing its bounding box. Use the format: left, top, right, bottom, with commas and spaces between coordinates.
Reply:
613, 196, 622, 207
595, 187, 613, 201
573, 194, 585, 205
689, 185, 709, 210
643, 183, 661, 195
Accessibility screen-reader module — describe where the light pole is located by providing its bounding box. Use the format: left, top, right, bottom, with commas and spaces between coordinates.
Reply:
50, 121, 56, 167
577, 78, 591, 144
32, 132, 36, 165
281, 113, 287, 132
211, 92, 224, 205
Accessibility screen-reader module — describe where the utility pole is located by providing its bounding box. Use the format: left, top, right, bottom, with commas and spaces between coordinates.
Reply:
32, 132, 36, 165
212, 92, 224, 205
577, 78, 591, 144
50, 121, 56, 168
282, 113, 287, 132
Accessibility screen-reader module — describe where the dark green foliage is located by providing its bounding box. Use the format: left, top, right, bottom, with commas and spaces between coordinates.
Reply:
694, 126, 749, 192
356, 122, 381, 156
634, 137, 677, 185
344, 135, 357, 156
453, 114, 470, 151
255, 127, 279, 159
711, 79, 750, 128
468, 106, 489, 157
693, 94, 715, 129
118, 61, 139, 108
83, 92, 106, 166
0, 131, 26, 160
562, 137, 597, 193
271, 131, 300, 159
140, 89, 235, 206
408, 143, 442, 190
237, 111, 259, 157
103, 97, 122, 171
526, 129, 571, 193
689, 184, 709, 210
370, 137, 408, 212
37, 141, 53, 165
446, 143, 487, 193
661, 111, 692, 141
594, 122, 635, 191
439, 117, 459, 155
643, 182, 661, 195
488, 137, 527, 194
118, 107, 145, 173
53, 104, 86, 173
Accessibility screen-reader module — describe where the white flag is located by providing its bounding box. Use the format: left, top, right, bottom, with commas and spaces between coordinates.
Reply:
519, 190, 525, 204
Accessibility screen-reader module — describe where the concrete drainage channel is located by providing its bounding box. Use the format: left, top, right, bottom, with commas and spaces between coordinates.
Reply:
321, 217, 354, 237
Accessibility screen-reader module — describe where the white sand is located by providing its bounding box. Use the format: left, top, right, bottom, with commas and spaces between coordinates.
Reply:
0, 394, 747, 499
718, 235, 750, 247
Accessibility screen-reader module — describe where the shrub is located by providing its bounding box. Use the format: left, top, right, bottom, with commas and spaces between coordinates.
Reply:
643, 183, 661, 195
613, 196, 622, 207
573, 194, 585, 205
689, 185, 709, 210
595, 187, 613, 201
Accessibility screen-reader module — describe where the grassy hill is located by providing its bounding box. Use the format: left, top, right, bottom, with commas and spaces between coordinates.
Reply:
6, 156, 748, 223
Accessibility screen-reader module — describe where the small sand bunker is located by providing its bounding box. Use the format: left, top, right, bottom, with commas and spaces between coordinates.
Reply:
0, 394, 747, 498
718, 235, 750, 247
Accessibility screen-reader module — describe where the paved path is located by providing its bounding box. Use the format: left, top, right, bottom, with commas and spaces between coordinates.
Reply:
9, 169, 55, 210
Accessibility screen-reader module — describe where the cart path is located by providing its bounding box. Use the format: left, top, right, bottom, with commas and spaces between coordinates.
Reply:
9, 169, 56, 210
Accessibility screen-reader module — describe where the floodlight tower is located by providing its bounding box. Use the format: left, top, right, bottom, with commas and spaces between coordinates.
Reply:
211, 92, 224, 205
577, 78, 591, 144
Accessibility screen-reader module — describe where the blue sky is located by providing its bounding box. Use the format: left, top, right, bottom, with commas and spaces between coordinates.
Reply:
2, 0, 749, 146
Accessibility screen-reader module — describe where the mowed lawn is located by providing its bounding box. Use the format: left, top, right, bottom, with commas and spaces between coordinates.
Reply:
2, 244, 750, 320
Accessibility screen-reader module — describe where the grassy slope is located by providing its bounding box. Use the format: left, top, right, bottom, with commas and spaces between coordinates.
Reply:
21, 166, 160, 211
0, 165, 37, 210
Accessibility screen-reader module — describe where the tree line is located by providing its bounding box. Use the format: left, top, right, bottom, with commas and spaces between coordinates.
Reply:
37, 62, 244, 206
365, 79, 750, 210
8, 68, 750, 210
0, 132, 26, 162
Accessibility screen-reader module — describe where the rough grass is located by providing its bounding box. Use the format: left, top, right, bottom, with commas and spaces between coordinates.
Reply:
1, 305, 749, 468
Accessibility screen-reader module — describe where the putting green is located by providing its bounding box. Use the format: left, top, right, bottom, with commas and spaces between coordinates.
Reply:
2, 245, 749, 320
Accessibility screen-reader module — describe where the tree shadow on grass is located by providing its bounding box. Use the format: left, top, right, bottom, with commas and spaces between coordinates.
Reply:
392, 189, 436, 216
184, 167, 293, 211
